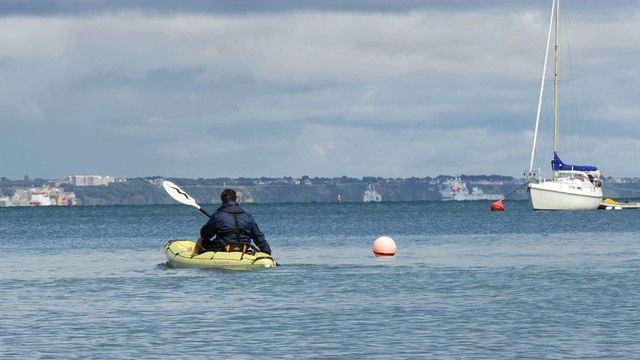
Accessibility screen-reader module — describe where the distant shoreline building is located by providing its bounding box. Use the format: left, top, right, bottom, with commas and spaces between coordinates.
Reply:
0, 185, 77, 207
69, 175, 123, 186
0, 174, 122, 207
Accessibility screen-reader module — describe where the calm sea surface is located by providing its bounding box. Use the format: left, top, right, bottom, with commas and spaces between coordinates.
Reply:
1, 200, 639, 359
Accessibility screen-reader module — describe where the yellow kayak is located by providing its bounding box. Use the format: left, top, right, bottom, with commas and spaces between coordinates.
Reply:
163, 240, 277, 270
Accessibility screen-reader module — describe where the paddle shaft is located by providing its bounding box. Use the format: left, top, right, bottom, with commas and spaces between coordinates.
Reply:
198, 207, 212, 218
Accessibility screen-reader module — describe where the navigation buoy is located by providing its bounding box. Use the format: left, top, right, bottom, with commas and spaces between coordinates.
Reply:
491, 200, 504, 211
373, 236, 396, 257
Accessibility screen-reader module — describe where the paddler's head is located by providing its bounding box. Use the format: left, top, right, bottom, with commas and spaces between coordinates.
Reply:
221, 189, 237, 203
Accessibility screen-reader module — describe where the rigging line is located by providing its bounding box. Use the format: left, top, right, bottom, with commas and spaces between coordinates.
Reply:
559, 0, 596, 167
502, 182, 529, 200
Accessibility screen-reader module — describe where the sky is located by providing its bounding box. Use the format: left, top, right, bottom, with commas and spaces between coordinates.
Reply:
1, 0, 639, 180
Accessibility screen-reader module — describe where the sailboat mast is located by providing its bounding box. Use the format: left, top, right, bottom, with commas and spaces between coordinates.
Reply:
528, 0, 556, 174
553, 0, 560, 153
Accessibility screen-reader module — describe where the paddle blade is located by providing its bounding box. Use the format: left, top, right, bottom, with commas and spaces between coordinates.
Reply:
163, 181, 201, 209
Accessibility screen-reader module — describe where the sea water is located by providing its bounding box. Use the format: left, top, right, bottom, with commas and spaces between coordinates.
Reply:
1, 201, 639, 359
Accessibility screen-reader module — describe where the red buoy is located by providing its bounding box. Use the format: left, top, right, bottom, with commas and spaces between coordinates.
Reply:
491, 200, 505, 211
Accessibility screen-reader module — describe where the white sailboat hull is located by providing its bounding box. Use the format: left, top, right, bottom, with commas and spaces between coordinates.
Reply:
529, 180, 602, 210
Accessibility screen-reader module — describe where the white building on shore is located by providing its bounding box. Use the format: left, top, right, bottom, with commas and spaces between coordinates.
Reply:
69, 175, 117, 186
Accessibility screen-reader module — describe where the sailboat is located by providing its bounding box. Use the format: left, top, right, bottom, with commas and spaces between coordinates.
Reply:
526, 0, 603, 211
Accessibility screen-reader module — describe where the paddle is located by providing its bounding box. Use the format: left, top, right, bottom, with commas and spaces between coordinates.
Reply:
162, 180, 211, 218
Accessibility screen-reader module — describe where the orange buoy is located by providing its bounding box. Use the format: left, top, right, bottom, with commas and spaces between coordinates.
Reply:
373, 236, 396, 257
491, 200, 505, 211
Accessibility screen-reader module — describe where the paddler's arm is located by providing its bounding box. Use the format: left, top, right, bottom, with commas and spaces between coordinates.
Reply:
193, 236, 204, 255
195, 220, 217, 255
250, 222, 271, 255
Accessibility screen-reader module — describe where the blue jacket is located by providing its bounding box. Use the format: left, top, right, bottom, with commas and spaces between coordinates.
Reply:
200, 201, 271, 255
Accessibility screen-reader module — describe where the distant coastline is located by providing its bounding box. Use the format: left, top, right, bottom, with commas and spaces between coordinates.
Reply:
1, 175, 639, 206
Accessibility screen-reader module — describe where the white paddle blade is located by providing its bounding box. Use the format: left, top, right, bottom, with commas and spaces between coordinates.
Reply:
162, 181, 201, 209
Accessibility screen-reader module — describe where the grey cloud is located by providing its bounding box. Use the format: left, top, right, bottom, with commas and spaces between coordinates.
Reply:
1, 1, 639, 180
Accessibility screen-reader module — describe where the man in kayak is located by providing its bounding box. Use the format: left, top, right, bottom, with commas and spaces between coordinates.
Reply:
193, 188, 272, 255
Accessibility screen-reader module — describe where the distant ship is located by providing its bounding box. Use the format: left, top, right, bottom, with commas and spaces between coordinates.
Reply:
29, 191, 52, 206
439, 176, 502, 201
363, 184, 382, 202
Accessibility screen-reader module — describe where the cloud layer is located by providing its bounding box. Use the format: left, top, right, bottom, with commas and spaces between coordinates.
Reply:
1, 1, 639, 179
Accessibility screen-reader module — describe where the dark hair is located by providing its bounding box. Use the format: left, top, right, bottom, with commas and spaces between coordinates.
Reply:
220, 189, 237, 203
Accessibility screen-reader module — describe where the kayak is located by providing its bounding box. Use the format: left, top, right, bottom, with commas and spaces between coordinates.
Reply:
163, 240, 277, 270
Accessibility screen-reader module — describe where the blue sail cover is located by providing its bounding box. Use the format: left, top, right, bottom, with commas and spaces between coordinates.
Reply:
552, 152, 598, 172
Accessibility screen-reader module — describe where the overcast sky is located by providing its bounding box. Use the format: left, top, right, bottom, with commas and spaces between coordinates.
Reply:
1, 0, 639, 180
